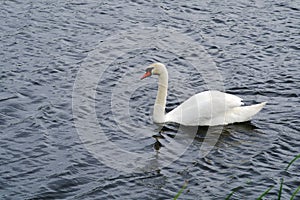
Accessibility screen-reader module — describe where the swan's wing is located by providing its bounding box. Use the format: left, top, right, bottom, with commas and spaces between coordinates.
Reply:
222, 91, 244, 108
165, 91, 244, 126
224, 102, 266, 124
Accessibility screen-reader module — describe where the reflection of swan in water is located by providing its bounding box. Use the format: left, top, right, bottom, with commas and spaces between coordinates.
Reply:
141, 63, 266, 126
153, 122, 259, 151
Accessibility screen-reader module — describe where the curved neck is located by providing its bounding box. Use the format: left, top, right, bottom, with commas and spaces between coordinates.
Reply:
153, 71, 168, 123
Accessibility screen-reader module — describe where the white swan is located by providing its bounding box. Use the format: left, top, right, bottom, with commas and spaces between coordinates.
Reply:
141, 63, 266, 126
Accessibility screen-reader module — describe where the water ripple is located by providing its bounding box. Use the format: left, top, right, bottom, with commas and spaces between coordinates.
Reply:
1, 0, 299, 199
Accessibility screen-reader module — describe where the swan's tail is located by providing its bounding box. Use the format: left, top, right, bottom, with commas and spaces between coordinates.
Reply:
225, 102, 266, 124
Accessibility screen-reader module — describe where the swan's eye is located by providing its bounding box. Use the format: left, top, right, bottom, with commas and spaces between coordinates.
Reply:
141, 67, 154, 80
146, 67, 154, 73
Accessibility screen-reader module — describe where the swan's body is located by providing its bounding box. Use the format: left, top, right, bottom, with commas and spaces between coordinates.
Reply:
141, 63, 266, 126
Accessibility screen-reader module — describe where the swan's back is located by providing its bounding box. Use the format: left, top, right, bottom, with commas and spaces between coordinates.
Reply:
165, 90, 246, 126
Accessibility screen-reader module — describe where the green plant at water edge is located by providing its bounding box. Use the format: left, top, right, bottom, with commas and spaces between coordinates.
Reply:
277, 177, 284, 200
256, 185, 274, 200
287, 154, 300, 200
290, 185, 300, 200
174, 180, 188, 200
226, 154, 300, 200
225, 186, 243, 200
285, 154, 300, 171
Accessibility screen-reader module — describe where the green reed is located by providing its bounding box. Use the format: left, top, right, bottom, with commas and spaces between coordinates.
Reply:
174, 180, 188, 200
226, 154, 300, 200
174, 154, 299, 200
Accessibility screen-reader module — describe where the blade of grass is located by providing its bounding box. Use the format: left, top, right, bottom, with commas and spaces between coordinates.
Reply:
285, 154, 300, 200
225, 186, 243, 200
285, 154, 300, 171
174, 181, 188, 200
256, 185, 274, 200
278, 178, 283, 200
225, 190, 236, 200
290, 185, 300, 200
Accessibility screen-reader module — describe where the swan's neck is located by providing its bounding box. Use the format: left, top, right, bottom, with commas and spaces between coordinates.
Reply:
153, 72, 168, 123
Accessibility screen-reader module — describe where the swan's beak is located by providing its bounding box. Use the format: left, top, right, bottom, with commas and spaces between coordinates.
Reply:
141, 71, 151, 80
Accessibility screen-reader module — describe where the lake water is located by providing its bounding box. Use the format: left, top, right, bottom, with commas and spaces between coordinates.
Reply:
1, 0, 299, 199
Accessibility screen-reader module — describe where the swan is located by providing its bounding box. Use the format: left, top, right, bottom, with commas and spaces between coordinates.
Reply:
141, 63, 266, 126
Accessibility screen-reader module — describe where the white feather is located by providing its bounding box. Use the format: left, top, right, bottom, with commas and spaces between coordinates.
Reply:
142, 63, 266, 126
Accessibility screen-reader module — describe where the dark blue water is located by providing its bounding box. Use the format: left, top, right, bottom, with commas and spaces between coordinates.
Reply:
1, 0, 299, 199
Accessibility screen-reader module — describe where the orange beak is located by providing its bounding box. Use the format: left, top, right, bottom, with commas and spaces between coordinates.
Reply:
141, 71, 152, 80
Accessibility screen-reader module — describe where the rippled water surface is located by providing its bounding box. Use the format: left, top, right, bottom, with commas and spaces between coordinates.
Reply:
1, 0, 299, 199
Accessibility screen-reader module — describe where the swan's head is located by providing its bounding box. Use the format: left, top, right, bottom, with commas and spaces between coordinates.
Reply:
141, 63, 166, 80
